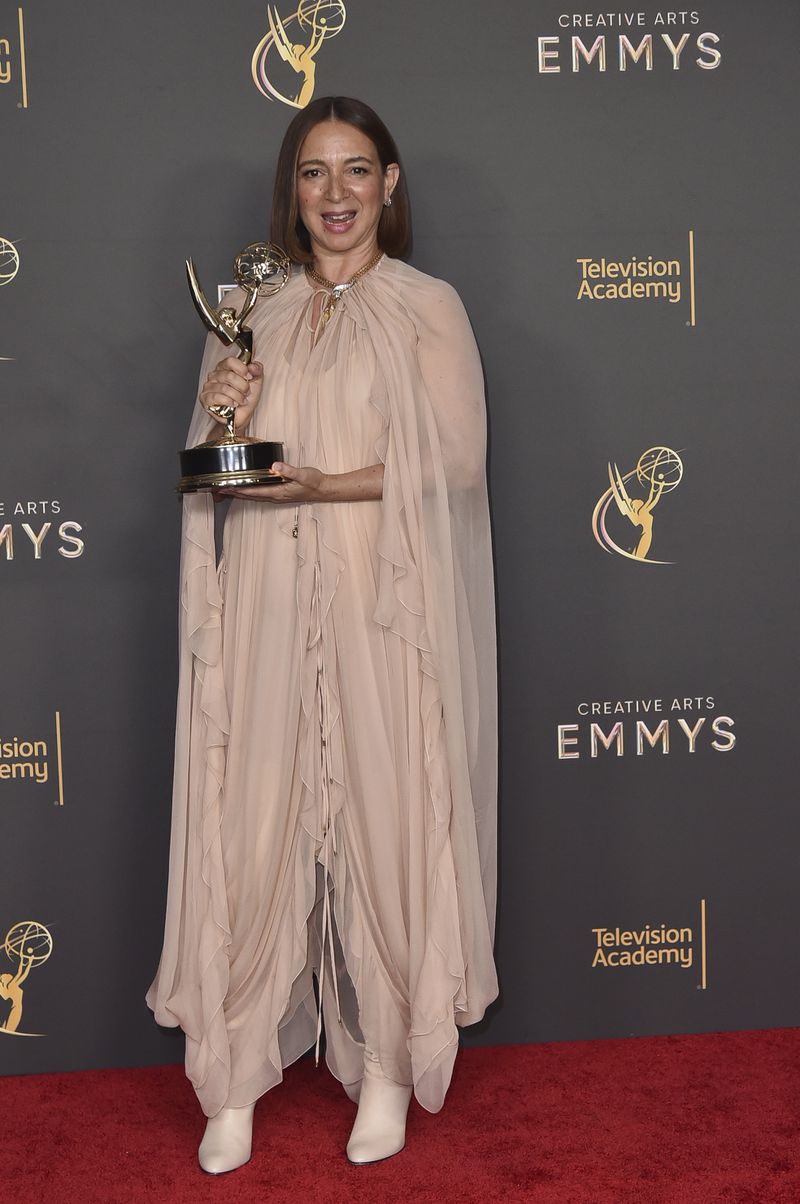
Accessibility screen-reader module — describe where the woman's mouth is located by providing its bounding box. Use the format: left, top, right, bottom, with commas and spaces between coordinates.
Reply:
321, 211, 357, 234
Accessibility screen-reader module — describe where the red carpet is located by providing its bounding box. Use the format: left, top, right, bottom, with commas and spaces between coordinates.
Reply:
4, 1030, 800, 1203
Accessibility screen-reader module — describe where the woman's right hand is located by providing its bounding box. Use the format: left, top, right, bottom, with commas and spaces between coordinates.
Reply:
200, 357, 264, 432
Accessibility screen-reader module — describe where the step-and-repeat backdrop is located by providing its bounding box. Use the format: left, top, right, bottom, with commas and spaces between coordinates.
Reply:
2, 1, 798, 1074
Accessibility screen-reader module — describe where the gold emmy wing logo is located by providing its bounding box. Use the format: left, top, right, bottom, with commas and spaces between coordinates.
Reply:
592, 446, 684, 564
0, 236, 19, 286
0, 920, 53, 1037
252, 0, 346, 109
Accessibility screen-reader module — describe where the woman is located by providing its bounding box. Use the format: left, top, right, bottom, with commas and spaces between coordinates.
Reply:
146, 96, 498, 1172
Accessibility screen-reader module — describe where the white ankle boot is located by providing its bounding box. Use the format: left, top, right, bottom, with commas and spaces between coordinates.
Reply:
346, 1055, 413, 1164
198, 1102, 256, 1174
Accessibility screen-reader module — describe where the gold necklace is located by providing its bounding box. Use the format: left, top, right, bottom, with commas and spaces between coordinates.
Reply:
305, 250, 384, 334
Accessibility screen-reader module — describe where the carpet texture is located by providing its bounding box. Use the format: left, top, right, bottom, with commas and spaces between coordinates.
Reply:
4, 1030, 800, 1203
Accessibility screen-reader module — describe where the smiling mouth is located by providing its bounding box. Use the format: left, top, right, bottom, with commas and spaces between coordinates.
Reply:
321, 211, 357, 231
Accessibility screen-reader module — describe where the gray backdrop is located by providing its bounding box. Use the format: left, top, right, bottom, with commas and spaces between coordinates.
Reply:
2, 0, 798, 1075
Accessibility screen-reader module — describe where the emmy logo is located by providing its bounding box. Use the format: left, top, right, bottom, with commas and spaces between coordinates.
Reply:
592, 446, 684, 564
251, 0, 346, 109
0, 237, 19, 286
0, 921, 53, 1037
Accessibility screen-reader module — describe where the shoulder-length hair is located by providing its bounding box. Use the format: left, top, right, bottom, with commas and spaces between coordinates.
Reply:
270, 96, 412, 263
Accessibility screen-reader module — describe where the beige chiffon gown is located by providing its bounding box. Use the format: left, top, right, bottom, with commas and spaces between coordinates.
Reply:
146, 255, 498, 1118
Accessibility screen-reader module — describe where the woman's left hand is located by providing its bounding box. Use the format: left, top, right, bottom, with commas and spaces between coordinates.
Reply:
212, 462, 329, 504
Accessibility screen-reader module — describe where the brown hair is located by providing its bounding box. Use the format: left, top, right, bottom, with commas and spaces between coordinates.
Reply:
270, 96, 411, 263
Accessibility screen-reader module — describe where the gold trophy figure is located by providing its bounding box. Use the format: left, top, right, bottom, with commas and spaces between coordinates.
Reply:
608, 447, 683, 560
177, 242, 291, 493
268, 4, 328, 108
0, 921, 53, 1036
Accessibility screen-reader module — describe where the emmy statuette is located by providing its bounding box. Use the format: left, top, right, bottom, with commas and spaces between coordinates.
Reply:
177, 242, 291, 493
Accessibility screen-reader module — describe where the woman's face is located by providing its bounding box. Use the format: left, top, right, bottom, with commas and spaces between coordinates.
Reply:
295, 119, 398, 262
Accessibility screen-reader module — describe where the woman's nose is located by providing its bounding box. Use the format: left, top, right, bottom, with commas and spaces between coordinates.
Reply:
325, 172, 348, 201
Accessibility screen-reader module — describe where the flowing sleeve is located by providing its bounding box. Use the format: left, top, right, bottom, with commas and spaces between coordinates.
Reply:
358, 264, 498, 1003
415, 281, 488, 492
416, 281, 497, 940
145, 326, 233, 1066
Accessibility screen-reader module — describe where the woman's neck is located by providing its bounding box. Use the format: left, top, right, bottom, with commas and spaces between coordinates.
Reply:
310, 243, 381, 285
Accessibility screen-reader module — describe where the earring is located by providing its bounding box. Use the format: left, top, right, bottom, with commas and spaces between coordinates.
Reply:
383, 197, 392, 207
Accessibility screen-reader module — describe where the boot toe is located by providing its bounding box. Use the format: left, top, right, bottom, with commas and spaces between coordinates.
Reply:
198, 1143, 252, 1175
346, 1132, 406, 1164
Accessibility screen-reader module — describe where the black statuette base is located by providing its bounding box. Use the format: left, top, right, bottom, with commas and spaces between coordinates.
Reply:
177, 438, 286, 493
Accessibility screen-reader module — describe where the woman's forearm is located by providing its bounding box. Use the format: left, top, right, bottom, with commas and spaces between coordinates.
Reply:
320, 462, 384, 502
